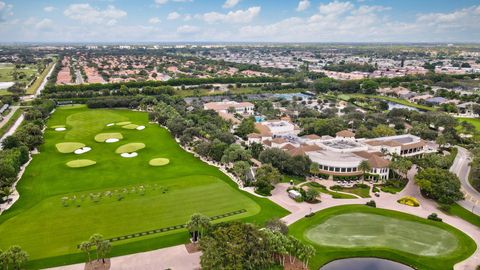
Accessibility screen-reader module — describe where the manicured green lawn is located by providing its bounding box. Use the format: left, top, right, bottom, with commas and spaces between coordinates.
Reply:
441, 203, 480, 228
338, 94, 434, 111
303, 182, 357, 199
0, 105, 288, 268
26, 62, 55, 95
331, 185, 371, 198
289, 205, 476, 270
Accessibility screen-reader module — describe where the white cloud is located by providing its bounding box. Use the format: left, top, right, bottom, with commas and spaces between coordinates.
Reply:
44, 6, 56, 12
318, 1, 353, 16
177, 24, 199, 34
149, 17, 161, 24
0, 1, 13, 22
223, 0, 240, 9
35, 18, 54, 30
64, 4, 127, 25
296, 0, 310, 12
167, 11, 181, 20
154, 0, 192, 6
201, 6, 260, 24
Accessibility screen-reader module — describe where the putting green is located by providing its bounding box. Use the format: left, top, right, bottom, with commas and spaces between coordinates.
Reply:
115, 143, 146, 154
116, 121, 131, 126
305, 212, 458, 256
94, 133, 123, 142
122, 124, 140, 130
66, 159, 96, 168
149, 158, 170, 166
55, 142, 85, 153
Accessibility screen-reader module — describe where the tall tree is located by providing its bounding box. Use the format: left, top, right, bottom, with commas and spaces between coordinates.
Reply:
186, 213, 211, 242
358, 160, 371, 183
79, 241, 92, 263
7, 246, 28, 270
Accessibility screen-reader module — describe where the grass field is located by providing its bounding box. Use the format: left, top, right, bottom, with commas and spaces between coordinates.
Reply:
338, 94, 434, 111
26, 62, 55, 95
441, 203, 480, 228
303, 182, 357, 199
0, 105, 288, 268
289, 205, 476, 270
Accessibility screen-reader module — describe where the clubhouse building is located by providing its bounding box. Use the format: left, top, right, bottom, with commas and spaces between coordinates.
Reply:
248, 124, 435, 181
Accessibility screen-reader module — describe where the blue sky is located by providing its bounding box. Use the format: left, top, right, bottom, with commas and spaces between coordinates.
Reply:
0, 0, 480, 42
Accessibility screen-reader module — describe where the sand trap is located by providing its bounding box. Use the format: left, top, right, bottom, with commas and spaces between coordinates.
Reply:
149, 158, 170, 166
106, 123, 114, 127
105, 138, 119, 143
95, 132, 123, 142
115, 143, 145, 154
121, 152, 138, 158
66, 159, 96, 168
56, 142, 86, 153
136, 126, 145, 130
74, 147, 92, 155
55, 128, 66, 131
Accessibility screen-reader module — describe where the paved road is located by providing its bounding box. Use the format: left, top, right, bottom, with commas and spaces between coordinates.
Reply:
0, 114, 24, 147
0, 106, 18, 128
75, 69, 83, 84
450, 146, 480, 215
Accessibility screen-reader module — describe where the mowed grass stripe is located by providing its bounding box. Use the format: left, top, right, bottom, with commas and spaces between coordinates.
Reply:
0, 106, 284, 267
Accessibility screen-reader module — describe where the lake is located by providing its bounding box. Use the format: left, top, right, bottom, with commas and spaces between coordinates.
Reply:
320, 258, 414, 270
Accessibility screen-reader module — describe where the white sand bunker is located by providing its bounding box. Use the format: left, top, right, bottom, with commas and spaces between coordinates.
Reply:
55, 128, 66, 131
121, 152, 138, 158
74, 147, 92, 155
105, 138, 120, 143
136, 126, 145, 130
106, 123, 114, 127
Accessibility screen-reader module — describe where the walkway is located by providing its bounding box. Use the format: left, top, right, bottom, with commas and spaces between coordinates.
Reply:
0, 106, 18, 128
46, 245, 201, 270
450, 146, 480, 215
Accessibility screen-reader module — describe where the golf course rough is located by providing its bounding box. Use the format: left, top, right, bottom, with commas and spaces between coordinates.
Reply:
55, 142, 86, 153
0, 105, 288, 269
66, 159, 96, 168
115, 143, 146, 154
149, 158, 170, 166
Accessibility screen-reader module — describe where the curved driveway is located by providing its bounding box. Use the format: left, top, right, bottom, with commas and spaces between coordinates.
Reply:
450, 146, 480, 215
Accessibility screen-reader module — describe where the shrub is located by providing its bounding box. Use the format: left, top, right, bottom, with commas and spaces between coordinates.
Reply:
305, 212, 315, 218
366, 200, 376, 207
428, 213, 443, 222
308, 182, 322, 188
397, 196, 420, 207
354, 183, 369, 188
438, 204, 451, 212
372, 186, 380, 193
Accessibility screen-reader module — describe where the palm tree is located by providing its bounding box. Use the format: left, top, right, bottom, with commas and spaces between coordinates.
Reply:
0, 249, 9, 270
309, 162, 320, 177
88, 234, 104, 261
186, 213, 211, 242
97, 240, 111, 264
7, 246, 28, 270
358, 160, 371, 183
79, 241, 92, 263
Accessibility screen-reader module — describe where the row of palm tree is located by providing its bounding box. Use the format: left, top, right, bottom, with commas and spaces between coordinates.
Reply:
0, 246, 28, 270
79, 234, 111, 265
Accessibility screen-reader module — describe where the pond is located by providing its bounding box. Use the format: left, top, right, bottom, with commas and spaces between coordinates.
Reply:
387, 102, 419, 111
320, 258, 414, 270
